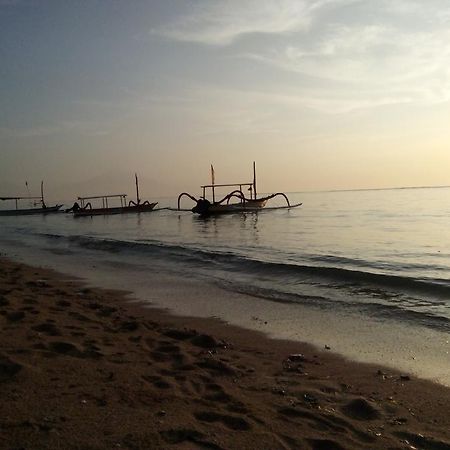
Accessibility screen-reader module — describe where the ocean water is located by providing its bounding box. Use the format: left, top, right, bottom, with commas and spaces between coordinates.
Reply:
1, 187, 449, 383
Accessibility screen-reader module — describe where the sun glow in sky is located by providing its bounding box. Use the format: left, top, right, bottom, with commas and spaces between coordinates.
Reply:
1, 0, 450, 200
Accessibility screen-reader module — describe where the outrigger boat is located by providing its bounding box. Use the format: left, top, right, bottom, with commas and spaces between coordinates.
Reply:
0, 181, 63, 216
178, 162, 302, 216
70, 174, 157, 217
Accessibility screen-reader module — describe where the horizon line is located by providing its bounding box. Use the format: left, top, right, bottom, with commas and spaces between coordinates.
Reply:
289, 184, 450, 195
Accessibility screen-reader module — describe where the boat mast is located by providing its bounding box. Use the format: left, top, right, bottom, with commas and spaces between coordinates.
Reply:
253, 161, 257, 200
211, 164, 215, 203
135, 173, 140, 204
40, 181, 46, 208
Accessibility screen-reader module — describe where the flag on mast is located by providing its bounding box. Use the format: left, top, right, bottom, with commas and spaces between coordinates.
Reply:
211, 164, 215, 185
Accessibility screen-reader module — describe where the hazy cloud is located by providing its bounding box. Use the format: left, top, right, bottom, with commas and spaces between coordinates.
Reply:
155, 0, 450, 109
248, 26, 450, 104
154, 0, 351, 46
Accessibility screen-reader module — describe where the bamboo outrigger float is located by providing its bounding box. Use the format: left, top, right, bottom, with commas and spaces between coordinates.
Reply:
70, 174, 157, 217
0, 181, 62, 216
178, 162, 302, 216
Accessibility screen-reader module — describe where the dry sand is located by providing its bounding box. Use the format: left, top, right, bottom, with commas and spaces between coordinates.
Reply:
1, 256, 449, 449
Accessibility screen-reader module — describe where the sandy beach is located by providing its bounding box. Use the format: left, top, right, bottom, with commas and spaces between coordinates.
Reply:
1, 256, 450, 450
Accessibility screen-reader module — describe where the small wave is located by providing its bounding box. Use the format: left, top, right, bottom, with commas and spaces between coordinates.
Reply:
223, 282, 450, 333
38, 232, 65, 240
45, 248, 75, 256
37, 233, 450, 299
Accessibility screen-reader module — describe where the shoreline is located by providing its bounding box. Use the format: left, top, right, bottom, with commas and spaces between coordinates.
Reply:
3, 235, 449, 387
1, 256, 450, 449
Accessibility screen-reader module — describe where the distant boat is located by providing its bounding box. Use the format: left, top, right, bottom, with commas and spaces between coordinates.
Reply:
70, 174, 158, 217
177, 162, 302, 215
0, 181, 63, 216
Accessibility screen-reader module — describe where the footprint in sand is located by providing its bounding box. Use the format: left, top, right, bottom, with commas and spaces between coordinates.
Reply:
55, 300, 71, 308
68, 312, 93, 323
0, 354, 22, 382
6, 311, 26, 322
162, 328, 198, 341
307, 438, 346, 450
194, 410, 252, 431
49, 341, 82, 356
203, 383, 236, 405
32, 322, 62, 336
22, 297, 37, 305
279, 405, 376, 444
196, 357, 237, 377
394, 431, 450, 450
142, 375, 172, 390
48, 341, 103, 359
159, 427, 224, 449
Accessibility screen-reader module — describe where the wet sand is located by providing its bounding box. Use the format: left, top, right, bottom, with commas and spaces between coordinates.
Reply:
1, 256, 450, 450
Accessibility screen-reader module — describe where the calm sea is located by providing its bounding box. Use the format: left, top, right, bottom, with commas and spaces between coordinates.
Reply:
1, 187, 449, 382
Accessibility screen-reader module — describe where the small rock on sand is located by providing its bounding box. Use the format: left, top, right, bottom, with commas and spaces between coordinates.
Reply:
190, 334, 218, 349
341, 398, 382, 421
288, 353, 306, 362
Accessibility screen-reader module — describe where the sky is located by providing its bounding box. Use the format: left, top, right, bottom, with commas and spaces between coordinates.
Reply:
1, 0, 450, 201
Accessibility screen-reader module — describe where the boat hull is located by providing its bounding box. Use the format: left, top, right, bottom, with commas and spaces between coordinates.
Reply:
198, 199, 268, 215
191, 200, 303, 216
0, 205, 63, 216
73, 202, 158, 217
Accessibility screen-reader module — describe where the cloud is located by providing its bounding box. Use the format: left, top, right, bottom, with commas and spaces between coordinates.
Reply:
200, 86, 408, 119
154, 0, 351, 46
247, 25, 450, 104
259, 26, 449, 79
166, 84, 396, 138
153, 0, 450, 111
234, 1, 450, 107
